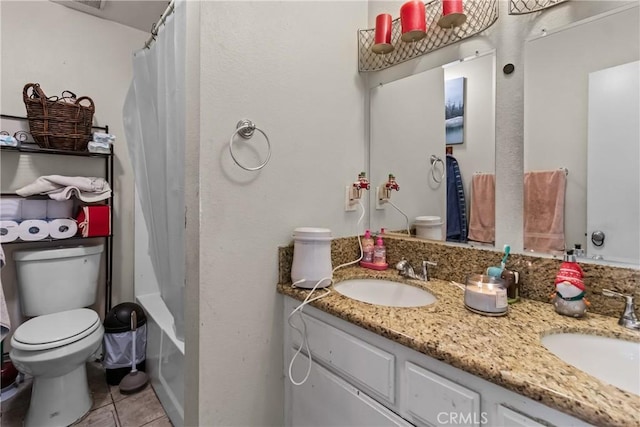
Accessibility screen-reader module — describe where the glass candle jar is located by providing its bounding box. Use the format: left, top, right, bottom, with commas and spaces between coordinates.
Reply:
464, 274, 508, 316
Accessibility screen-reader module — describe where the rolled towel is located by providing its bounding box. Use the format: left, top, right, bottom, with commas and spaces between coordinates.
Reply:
0, 197, 22, 221
21, 199, 47, 220
46, 199, 74, 219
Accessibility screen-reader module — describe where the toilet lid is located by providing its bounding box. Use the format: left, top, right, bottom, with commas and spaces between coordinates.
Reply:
11, 308, 101, 351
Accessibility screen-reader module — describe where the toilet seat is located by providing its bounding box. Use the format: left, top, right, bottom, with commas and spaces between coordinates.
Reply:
11, 308, 101, 351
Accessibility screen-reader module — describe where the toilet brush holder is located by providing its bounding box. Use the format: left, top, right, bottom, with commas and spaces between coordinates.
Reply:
119, 311, 149, 394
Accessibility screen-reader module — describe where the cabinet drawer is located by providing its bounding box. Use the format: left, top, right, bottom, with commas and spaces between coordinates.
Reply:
405, 362, 481, 427
292, 312, 395, 404
496, 405, 548, 427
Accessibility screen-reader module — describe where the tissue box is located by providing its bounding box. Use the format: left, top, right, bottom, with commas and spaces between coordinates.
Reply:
76, 205, 111, 237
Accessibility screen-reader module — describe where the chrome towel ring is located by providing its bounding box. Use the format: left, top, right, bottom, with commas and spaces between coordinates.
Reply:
229, 119, 272, 171
430, 155, 445, 183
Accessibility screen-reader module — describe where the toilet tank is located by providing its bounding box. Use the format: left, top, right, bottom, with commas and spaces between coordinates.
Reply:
14, 244, 104, 317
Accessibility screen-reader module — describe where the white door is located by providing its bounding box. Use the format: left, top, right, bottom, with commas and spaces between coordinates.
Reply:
587, 61, 640, 264
370, 68, 446, 234
289, 353, 411, 427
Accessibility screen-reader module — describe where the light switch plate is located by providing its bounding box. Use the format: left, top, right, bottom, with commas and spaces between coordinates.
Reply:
376, 186, 386, 210
345, 185, 357, 212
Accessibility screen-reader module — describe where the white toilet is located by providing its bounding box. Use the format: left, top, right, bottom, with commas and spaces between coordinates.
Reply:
10, 244, 105, 427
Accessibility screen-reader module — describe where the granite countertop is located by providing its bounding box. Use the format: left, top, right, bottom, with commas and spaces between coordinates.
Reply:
277, 266, 640, 427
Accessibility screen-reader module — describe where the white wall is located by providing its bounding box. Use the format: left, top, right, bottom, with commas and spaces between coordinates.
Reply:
0, 1, 145, 337
194, 1, 368, 424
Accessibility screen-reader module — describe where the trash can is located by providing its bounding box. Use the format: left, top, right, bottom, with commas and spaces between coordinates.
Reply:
103, 302, 147, 386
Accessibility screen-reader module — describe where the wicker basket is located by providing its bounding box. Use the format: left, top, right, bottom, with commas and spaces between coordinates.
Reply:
23, 83, 95, 151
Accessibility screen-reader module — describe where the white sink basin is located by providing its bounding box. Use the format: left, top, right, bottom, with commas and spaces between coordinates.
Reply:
541, 333, 640, 395
333, 279, 436, 308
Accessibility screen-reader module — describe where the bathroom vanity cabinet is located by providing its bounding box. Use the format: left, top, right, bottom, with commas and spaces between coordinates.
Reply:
283, 296, 592, 427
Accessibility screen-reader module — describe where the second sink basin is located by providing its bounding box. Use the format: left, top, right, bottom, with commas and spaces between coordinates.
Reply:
333, 279, 436, 308
541, 332, 640, 396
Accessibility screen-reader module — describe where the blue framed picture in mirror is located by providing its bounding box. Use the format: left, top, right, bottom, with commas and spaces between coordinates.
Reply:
445, 77, 465, 145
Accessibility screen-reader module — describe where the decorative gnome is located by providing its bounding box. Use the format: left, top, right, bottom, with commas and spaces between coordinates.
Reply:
551, 251, 589, 318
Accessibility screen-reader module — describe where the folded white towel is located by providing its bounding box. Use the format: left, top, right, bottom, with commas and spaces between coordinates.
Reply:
16, 175, 111, 203
88, 140, 111, 154
0, 244, 10, 341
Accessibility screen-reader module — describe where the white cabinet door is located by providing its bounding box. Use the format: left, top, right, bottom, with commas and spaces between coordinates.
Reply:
495, 405, 548, 427
289, 352, 411, 427
292, 312, 395, 404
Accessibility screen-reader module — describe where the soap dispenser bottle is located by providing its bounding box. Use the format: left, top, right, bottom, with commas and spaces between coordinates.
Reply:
552, 250, 589, 318
372, 235, 387, 269
361, 230, 375, 264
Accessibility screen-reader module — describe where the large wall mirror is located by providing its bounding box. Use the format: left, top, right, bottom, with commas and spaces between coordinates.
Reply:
369, 51, 496, 247
524, 4, 639, 265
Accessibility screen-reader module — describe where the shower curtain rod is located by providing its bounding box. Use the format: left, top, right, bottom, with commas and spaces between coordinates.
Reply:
144, 0, 176, 49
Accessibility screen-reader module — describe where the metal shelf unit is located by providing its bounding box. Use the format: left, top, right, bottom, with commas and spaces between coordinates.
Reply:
1, 113, 114, 314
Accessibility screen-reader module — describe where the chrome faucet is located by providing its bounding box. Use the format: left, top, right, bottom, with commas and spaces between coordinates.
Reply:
396, 258, 437, 282
602, 289, 640, 331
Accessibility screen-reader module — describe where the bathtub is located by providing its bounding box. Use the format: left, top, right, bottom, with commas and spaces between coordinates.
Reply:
136, 292, 184, 426
134, 194, 184, 426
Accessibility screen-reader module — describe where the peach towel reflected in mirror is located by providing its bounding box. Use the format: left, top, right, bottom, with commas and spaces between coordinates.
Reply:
524, 170, 566, 253
467, 173, 495, 244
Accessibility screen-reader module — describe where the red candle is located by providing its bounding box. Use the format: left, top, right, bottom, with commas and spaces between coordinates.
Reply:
375, 13, 392, 45
438, 0, 467, 28
372, 13, 394, 54
400, 1, 426, 42
443, 0, 463, 15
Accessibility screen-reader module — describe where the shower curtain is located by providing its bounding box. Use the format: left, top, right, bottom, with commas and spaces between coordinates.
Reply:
123, 0, 185, 340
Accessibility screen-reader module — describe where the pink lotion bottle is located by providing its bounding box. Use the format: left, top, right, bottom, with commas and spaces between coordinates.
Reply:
372, 235, 387, 268
361, 230, 375, 263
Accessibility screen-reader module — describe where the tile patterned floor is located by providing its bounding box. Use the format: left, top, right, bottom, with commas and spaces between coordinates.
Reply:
0, 361, 172, 427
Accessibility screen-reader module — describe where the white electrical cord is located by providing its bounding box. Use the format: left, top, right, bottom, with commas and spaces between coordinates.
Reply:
287, 199, 365, 386
386, 199, 411, 236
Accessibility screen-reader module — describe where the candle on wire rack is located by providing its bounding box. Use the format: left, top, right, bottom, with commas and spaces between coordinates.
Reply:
372, 13, 394, 54
400, 0, 427, 42
438, 0, 467, 28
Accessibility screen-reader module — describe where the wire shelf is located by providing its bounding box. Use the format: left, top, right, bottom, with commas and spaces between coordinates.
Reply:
508, 0, 569, 15
358, 0, 498, 72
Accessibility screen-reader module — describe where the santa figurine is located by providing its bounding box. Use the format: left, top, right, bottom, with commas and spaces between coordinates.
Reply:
551, 250, 589, 318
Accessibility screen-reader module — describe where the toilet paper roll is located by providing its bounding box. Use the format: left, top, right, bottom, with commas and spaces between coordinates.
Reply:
21, 199, 47, 220
48, 218, 78, 239
46, 200, 74, 219
0, 220, 20, 243
0, 197, 22, 221
17, 219, 50, 241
